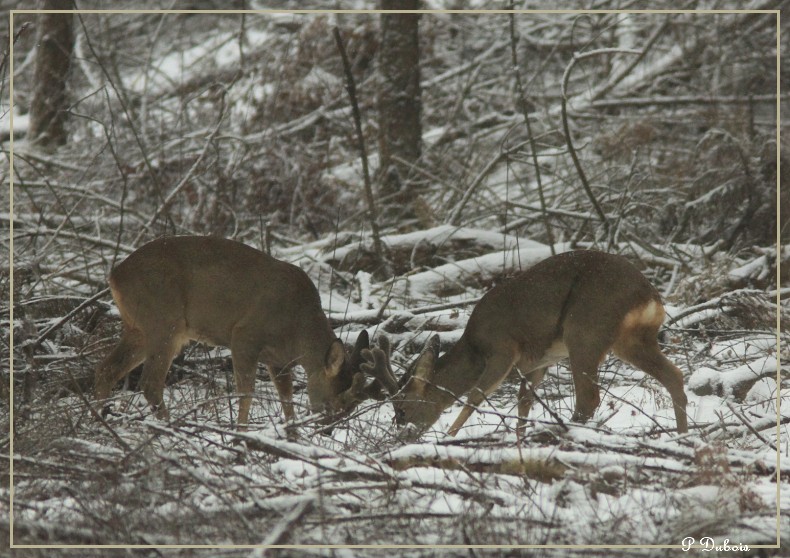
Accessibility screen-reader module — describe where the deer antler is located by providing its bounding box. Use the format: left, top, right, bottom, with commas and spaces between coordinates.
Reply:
332, 335, 399, 414
360, 335, 400, 398
332, 371, 368, 412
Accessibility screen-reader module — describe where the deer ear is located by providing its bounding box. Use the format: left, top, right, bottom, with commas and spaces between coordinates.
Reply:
325, 340, 345, 378
410, 375, 428, 398
349, 330, 370, 370
413, 349, 435, 380
425, 334, 440, 357
355, 330, 370, 351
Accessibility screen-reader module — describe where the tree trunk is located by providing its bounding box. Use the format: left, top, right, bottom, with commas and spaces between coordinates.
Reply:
377, 0, 422, 221
28, 0, 74, 148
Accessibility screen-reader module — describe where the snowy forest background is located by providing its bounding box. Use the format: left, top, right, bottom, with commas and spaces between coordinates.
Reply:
2, 2, 788, 556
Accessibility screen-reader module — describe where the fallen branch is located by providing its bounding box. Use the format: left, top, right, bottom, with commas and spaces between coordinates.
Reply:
385, 451, 567, 483
688, 356, 780, 401
588, 93, 785, 109
255, 496, 315, 550
29, 288, 110, 352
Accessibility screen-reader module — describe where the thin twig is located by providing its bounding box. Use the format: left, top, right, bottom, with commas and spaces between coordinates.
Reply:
135, 92, 228, 244
447, 150, 508, 226
509, 10, 555, 255
726, 402, 777, 451
592, 18, 668, 100
333, 26, 386, 273
561, 52, 618, 240
588, 93, 785, 109
560, 47, 642, 242
75, 13, 164, 195
63, 367, 132, 453
29, 288, 110, 352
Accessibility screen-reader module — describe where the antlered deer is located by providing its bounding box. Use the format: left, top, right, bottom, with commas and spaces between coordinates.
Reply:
361, 250, 689, 435
94, 236, 370, 427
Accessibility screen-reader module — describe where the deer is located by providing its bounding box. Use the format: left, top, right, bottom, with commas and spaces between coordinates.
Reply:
94, 235, 372, 428
358, 250, 689, 436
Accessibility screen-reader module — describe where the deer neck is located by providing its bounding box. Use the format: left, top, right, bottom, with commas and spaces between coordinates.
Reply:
424, 337, 483, 410
291, 316, 336, 375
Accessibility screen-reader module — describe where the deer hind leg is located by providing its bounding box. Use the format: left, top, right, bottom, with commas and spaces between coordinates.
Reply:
561, 314, 615, 425
448, 352, 518, 436
138, 337, 181, 420
567, 351, 608, 424
613, 331, 689, 433
516, 365, 547, 436
94, 328, 146, 402
563, 333, 609, 425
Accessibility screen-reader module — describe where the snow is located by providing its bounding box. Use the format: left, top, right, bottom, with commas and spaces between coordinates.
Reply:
0, 109, 28, 137
721, 357, 777, 393
126, 28, 273, 96
689, 356, 778, 398
689, 367, 721, 392
302, 66, 342, 90
729, 255, 769, 281
398, 241, 557, 298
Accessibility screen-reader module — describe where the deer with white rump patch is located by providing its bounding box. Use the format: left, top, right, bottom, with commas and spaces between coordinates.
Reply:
360, 250, 689, 436
94, 236, 371, 427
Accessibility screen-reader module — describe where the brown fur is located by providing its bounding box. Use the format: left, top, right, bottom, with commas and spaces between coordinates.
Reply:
392, 251, 689, 435
95, 236, 369, 427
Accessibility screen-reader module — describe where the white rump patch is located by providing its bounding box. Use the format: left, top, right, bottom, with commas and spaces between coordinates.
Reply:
622, 299, 664, 330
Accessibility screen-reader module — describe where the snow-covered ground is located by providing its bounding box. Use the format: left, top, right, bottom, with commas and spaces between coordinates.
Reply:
8, 232, 786, 550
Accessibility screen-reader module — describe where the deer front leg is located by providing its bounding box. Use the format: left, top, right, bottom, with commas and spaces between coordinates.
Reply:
448, 352, 517, 436
270, 366, 295, 422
